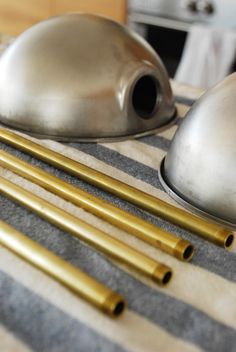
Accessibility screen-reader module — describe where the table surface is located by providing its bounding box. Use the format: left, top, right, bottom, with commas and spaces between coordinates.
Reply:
1, 77, 236, 352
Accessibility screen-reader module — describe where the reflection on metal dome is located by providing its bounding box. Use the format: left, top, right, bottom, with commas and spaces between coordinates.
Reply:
160, 73, 236, 228
0, 13, 176, 141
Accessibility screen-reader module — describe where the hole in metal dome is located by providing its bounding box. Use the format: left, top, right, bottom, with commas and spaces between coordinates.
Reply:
132, 75, 159, 119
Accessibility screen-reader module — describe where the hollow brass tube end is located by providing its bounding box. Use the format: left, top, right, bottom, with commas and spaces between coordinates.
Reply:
102, 292, 127, 317
214, 228, 235, 249
174, 239, 194, 261
152, 264, 173, 286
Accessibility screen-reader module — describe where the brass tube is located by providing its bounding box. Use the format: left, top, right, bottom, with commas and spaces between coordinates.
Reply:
0, 150, 194, 261
0, 220, 126, 317
0, 176, 173, 286
0, 128, 233, 248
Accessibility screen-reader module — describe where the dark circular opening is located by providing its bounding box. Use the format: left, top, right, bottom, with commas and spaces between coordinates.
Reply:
113, 301, 125, 317
162, 271, 172, 285
225, 233, 234, 248
132, 75, 159, 119
183, 245, 194, 261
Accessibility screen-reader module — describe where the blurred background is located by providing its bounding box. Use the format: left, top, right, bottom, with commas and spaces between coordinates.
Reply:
0, 0, 235, 88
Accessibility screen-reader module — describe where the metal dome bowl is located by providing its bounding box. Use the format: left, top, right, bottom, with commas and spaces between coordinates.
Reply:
0, 13, 176, 141
160, 73, 236, 228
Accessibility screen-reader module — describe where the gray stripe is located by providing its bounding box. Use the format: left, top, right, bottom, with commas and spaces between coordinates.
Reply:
175, 96, 196, 106
67, 142, 236, 283
0, 271, 126, 352
69, 142, 163, 189
175, 117, 184, 126
138, 135, 171, 151
1, 197, 236, 352
1, 141, 236, 286
1, 141, 236, 284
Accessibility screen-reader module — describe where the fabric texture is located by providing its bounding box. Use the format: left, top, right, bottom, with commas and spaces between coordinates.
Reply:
1, 85, 236, 352
0, 35, 236, 352
175, 24, 236, 88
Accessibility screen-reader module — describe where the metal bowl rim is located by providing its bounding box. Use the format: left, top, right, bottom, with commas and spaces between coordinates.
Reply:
159, 157, 236, 230
0, 108, 178, 142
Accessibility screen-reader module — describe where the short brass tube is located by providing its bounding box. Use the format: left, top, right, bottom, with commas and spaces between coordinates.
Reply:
0, 128, 233, 248
0, 176, 173, 286
0, 220, 126, 317
0, 150, 194, 261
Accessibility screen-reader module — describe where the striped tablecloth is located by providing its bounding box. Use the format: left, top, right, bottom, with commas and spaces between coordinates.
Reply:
1, 78, 236, 352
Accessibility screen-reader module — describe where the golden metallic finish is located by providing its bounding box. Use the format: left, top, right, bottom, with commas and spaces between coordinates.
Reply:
0, 176, 173, 286
0, 150, 194, 261
0, 220, 126, 317
0, 128, 233, 248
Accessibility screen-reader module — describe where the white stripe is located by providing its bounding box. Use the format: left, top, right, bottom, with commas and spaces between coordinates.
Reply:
149, 104, 188, 141
0, 324, 32, 352
171, 80, 205, 100
176, 103, 190, 118
158, 125, 178, 141
0, 249, 201, 352
1, 167, 236, 333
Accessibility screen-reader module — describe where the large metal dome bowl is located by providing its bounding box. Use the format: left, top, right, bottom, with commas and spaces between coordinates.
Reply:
0, 13, 176, 141
160, 73, 236, 228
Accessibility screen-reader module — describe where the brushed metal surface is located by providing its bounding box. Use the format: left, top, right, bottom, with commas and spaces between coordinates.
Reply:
0, 13, 175, 141
1, 127, 234, 249
0, 220, 126, 317
0, 149, 194, 261
161, 73, 236, 227
0, 176, 173, 286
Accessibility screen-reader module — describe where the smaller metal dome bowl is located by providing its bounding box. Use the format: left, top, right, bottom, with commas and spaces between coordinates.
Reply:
160, 73, 236, 228
0, 13, 176, 141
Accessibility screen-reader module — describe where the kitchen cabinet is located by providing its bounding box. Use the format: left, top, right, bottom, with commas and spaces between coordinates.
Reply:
0, 0, 127, 35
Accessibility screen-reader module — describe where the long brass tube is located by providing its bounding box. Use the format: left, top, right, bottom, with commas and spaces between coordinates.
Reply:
0, 128, 233, 248
0, 220, 126, 317
0, 176, 173, 286
0, 150, 194, 261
